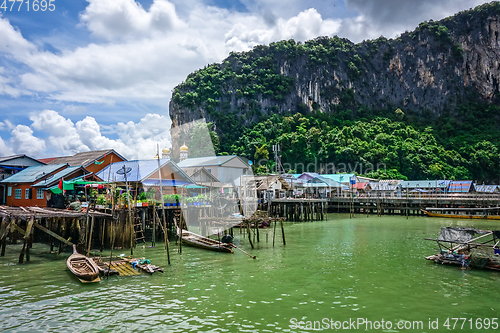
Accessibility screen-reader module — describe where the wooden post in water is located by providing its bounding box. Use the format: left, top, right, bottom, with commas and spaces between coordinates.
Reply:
280, 219, 286, 246
87, 212, 95, 257
25, 217, 34, 262
153, 206, 157, 247
246, 221, 254, 249
272, 219, 277, 247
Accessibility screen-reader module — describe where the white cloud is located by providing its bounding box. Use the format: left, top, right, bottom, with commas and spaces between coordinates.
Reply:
339, 0, 488, 42
80, 0, 184, 41
225, 8, 340, 50
13, 110, 171, 159
0, 135, 14, 156
10, 125, 46, 156
0, 15, 36, 60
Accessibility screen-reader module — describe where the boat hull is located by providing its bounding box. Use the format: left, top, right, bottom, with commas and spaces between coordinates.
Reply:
66, 246, 101, 283
422, 210, 500, 220
178, 228, 234, 253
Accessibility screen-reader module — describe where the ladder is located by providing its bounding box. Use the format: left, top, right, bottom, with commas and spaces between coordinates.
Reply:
134, 215, 146, 244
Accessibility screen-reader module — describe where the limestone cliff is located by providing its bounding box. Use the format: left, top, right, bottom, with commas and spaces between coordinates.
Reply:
169, 2, 500, 154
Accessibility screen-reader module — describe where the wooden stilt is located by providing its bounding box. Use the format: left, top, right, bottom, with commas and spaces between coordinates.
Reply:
246, 221, 254, 249
280, 219, 286, 246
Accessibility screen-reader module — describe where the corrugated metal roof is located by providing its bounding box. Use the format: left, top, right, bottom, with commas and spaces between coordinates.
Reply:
47, 149, 126, 167
304, 176, 343, 188
448, 180, 473, 193
399, 180, 451, 189
97, 159, 193, 184
320, 174, 356, 183
474, 185, 499, 193
368, 182, 400, 191
297, 172, 320, 180
32, 166, 86, 187
0, 164, 67, 183
0, 154, 45, 165
177, 155, 248, 168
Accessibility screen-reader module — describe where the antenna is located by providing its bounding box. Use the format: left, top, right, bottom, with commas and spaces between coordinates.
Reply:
116, 167, 132, 175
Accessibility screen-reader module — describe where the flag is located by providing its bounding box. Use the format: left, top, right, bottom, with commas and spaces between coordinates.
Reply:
58, 178, 63, 190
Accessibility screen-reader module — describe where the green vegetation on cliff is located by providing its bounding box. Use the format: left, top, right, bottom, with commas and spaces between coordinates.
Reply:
172, 2, 500, 182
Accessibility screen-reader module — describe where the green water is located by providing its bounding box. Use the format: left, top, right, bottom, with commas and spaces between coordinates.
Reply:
1, 215, 500, 332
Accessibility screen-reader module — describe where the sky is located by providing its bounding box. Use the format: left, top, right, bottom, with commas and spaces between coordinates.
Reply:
0, 0, 489, 160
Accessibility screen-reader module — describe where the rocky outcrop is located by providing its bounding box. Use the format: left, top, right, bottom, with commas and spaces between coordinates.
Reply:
169, 2, 500, 152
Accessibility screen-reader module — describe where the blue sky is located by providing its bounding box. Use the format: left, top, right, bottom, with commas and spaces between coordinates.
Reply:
0, 0, 488, 159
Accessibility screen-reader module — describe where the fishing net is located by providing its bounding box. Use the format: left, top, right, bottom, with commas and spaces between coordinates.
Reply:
469, 252, 491, 269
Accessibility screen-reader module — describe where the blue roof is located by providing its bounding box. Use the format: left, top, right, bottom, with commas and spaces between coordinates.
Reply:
96, 159, 193, 183
0, 164, 67, 184
33, 166, 84, 187
320, 174, 355, 183
474, 185, 499, 193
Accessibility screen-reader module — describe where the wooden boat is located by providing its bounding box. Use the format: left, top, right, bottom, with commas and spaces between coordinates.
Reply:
422, 210, 500, 220
177, 227, 234, 253
67, 245, 101, 283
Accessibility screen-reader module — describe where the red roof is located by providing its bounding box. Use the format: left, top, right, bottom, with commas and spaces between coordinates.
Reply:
353, 182, 368, 189
37, 157, 58, 164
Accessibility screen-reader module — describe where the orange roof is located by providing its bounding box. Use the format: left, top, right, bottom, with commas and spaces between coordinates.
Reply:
37, 157, 58, 164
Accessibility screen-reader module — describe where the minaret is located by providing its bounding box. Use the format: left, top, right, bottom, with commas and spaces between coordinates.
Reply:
162, 147, 171, 159
180, 143, 189, 161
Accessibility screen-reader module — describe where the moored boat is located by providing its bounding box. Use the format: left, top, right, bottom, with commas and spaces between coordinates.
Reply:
422, 210, 500, 220
66, 245, 101, 283
177, 227, 234, 253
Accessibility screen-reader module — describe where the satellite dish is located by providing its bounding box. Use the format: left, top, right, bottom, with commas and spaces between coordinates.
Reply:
116, 167, 132, 175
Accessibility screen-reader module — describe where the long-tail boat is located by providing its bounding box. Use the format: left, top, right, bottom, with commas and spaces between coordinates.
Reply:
177, 227, 234, 253
422, 210, 500, 220
66, 245, 101, 283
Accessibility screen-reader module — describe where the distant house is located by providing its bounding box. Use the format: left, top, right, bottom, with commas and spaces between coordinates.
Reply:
399, 180, 451, 193
368, 182, 402, 197
474, 184, 500, 194
297, 172, 321, 181
47, 149, 126, 174
0, 155, 47, 204
177, 155, 251, 186
353, 182, 371, 195
304, 176, 346, 198
249, 175, 291, 199
183, 166, 223, 187
96, 159, 194, 195
0, 154, 45, 181
448, 180, 474, 193
0, 164, 69, 206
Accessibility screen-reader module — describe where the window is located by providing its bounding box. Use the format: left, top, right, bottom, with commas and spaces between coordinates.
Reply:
37, 188, 44, 200
7, 187, 11, 197
15, 189, 21, 199
25, 188, 30, 199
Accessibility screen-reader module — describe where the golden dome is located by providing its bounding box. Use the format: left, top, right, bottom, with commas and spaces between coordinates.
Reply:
180, 143, 189, 152
162, 147, 170, 154
153, 154, 159, 159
